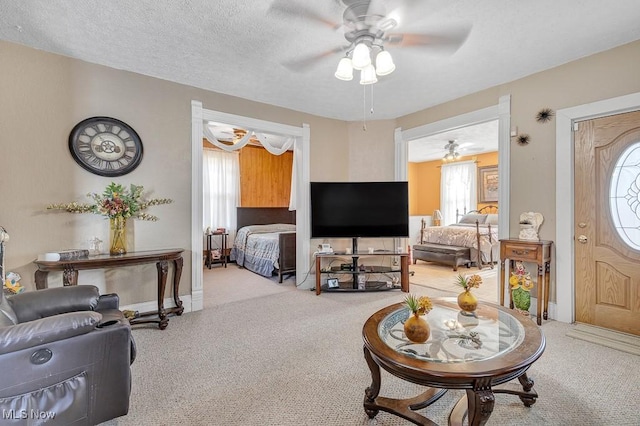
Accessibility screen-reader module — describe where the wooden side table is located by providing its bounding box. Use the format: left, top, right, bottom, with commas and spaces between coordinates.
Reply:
499, 239, 553, 326
206, 232, 228, 269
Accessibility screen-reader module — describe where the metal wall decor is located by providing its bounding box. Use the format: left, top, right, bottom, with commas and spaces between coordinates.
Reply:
516, 134, 531, 146
536, 108, 555, 123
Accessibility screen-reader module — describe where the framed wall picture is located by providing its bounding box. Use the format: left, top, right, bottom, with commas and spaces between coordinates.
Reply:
478, 166, 499, 203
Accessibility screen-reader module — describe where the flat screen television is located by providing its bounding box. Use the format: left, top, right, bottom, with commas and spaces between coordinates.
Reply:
310, 181, 409, 239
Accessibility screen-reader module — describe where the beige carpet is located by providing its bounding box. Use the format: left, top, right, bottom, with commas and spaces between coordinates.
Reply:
410, 261, 499, 303
101, 265, 640, 426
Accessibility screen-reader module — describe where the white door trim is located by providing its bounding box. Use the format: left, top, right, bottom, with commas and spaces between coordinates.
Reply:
555, 91, 640, 323
190, 101, 311, 311
395, 95, 511, 303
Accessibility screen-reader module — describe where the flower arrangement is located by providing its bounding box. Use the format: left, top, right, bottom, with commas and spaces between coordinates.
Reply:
510, 261, 533, 312
404, 294, 433, 316
47, 182, 172, 221
454, 274, 482, 291
403, 294, 433, 343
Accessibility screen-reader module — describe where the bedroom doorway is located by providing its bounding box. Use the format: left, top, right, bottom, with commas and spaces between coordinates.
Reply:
395, 95, 511, 303
190, 101, 311, 312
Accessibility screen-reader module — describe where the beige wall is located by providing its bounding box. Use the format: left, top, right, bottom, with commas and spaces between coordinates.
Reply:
398, 39, 640, 243
347, 120, 397, 181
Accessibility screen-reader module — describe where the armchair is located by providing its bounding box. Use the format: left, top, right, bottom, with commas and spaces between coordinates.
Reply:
0, 229, 135, 425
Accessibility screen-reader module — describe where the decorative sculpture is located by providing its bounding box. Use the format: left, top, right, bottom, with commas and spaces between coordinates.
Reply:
519, 212, 543, 241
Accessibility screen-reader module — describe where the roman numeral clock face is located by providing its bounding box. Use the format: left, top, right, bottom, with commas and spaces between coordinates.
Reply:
69, 117, 143, 177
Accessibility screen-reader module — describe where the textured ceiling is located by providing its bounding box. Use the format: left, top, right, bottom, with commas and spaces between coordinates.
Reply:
1, 0, 640, 122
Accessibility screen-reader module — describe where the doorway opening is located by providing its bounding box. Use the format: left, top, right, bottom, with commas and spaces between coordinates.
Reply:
190, 101, 311, 312
395, 95, 511, 303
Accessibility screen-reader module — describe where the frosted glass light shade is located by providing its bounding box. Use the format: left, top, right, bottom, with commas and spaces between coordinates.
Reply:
359, 64, 378, 85
375, 51, 395, 76
351, 43, 371, 70
335, 57, 354, 81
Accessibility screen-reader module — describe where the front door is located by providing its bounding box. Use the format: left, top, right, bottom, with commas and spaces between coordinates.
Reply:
574, 110, 640, 336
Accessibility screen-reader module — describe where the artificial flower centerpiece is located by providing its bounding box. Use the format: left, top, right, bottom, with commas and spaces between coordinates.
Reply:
509, 261, 534, 314
403, 294, 433, 343
47, 182, 172, 255
455, 274, 482, 315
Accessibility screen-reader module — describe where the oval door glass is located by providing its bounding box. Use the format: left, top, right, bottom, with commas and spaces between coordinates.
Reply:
610, 141, 640, 250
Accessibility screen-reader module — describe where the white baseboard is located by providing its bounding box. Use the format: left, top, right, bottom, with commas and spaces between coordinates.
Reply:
121, 295, 192, 315
530, 297, 558, 321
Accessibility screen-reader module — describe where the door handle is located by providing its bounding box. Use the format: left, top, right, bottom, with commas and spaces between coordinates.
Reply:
577, 235, 588, 243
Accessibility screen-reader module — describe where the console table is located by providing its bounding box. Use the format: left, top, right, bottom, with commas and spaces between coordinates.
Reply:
33, 248, 184, 330
499, 239, 553, 325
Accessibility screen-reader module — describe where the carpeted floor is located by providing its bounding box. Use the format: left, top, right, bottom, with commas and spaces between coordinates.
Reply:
102, 264, 640, 425
409, 261, 499, 303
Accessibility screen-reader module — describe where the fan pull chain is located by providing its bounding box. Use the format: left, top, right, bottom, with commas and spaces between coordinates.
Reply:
370, 83, 375, 115
362, 84, 376, 131
362, 84, 367, 131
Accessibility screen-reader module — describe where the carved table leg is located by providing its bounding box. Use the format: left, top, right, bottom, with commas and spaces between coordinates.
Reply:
517, 372, 537, 407
508, 260, 515, 309
363, 346, 381, 419
63, 267, 79, 286
34, 270, 49, 290
493, 371, 539, 407
543, 262, 550, 320
156, 260, 169, 330
536, 264, 544, 325
363, 346, 445, 425
172, 257, 184, 315
467, 379, 495, 426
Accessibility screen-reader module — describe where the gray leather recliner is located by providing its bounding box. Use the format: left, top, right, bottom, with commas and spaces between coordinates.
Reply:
0, 229, 135, 425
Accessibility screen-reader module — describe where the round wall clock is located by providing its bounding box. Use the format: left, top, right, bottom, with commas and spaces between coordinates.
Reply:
68, 116, 143, 177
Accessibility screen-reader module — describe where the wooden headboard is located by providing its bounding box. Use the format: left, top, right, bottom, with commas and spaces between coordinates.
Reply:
236, 207, 296, 230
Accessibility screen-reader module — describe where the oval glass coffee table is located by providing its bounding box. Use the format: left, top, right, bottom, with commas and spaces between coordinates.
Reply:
362, 297, 545, 426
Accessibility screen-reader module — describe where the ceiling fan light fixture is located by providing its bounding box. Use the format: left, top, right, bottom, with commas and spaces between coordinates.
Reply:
442, 140, 460, 161
335, 57, 354, 81
359, 64, 378, 85
351, 42, 371, 70
375, 50, 395, 76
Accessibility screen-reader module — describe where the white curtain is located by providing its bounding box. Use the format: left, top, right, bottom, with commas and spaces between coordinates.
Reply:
440, 161, 478, 225
203, 149, 240, 241
202, 124, 298, 210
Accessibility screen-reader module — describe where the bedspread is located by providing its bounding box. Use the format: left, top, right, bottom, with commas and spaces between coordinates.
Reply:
230, 224, 296, 277
421, 224, 498, 258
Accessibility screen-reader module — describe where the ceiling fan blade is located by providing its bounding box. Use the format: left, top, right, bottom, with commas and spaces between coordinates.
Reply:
386, 23, 472, 54
268, 0, 340, 30
282, 46, 346, 72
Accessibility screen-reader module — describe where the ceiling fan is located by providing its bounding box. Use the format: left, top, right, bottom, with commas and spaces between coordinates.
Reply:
268, 0, 472, 81
443, 140, 460, 161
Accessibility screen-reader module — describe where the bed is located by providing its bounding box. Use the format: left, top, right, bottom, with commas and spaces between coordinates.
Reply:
414, 205, 499, 270
230, 207, 296, 282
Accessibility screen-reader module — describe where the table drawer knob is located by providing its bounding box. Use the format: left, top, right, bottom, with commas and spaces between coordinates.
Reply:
513, 249, 529, 255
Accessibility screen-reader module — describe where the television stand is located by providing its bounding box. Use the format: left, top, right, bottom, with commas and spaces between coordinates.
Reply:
314, 251, 410, 295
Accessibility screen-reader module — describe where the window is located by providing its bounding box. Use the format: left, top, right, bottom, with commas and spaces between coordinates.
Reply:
610, 141, 640, 250
440, 161, 477, 226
